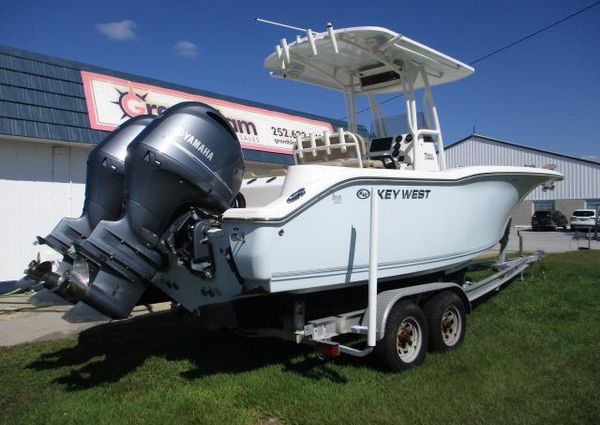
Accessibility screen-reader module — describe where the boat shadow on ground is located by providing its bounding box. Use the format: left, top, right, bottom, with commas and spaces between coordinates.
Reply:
27, 311, 381, 391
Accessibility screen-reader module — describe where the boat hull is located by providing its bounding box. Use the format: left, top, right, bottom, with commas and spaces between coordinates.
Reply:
224, 167, 558, 293
149, 165, 561, 315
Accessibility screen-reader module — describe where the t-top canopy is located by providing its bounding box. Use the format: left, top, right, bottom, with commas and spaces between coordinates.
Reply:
264, 26, 474, 94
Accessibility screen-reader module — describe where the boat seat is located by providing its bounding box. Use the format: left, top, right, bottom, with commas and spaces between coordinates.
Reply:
240, 175, 286, 207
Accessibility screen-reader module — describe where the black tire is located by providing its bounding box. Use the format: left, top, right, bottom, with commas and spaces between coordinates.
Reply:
377, 302, 428, 372
423, 291, 467, 352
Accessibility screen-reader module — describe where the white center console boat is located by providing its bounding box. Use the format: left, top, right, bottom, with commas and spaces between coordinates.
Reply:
218, 25, 561, 293
22, 24, 561, 370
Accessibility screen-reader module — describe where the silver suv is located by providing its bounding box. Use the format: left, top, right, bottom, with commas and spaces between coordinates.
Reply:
570, 209, 598, 232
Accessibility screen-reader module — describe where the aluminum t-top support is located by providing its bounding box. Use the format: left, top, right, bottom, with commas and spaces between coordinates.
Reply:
259, 20, 461, 171
397, 63, 446, 171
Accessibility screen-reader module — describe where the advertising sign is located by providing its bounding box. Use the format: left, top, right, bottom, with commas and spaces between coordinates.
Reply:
81, 71, 333, 154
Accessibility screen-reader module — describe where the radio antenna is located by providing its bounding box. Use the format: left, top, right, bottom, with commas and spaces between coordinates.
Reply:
255, 18, 307, 32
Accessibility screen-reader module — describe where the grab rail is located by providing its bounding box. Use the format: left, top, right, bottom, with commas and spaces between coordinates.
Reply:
293, 128, 363, 168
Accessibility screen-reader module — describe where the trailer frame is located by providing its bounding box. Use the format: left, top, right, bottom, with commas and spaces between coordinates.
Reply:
235, 188, 544, 368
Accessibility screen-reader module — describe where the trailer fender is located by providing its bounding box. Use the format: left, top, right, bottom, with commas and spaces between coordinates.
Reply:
374, 282, 470, 341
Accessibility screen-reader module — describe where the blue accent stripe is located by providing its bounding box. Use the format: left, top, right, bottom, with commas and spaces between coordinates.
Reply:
271, 242, 496, 281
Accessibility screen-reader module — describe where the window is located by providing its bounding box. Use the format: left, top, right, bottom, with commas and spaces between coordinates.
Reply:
586, 199, 600, 211
573, 210, 595, 217
533, 200, 555, 211
533, 211, 551, 218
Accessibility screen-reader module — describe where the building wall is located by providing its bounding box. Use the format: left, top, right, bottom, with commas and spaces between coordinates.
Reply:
0, 141, 294, 282
512, 201, 533, 226
556, 199, 586, 220
0, 138, 91, 281
446, 137, 600, 201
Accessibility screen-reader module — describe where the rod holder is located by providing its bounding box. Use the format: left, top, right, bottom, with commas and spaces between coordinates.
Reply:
327, 23, 339, 54
307, 29, 317, 55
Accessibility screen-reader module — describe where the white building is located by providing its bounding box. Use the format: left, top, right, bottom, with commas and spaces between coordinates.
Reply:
446, 134, 600, 225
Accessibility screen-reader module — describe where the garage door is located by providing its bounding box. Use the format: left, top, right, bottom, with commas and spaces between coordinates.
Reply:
0, 140, 90, 282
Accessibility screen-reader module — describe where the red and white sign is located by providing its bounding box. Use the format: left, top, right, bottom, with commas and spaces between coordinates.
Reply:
81, 71, 333, 154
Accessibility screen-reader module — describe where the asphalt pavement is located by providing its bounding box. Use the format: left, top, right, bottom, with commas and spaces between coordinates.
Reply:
0, 297, 170, 347
496, 227, 600, 254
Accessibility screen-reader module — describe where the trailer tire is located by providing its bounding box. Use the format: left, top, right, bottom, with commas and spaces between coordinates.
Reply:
377, 301, 428, 372
424, 291, 466, 352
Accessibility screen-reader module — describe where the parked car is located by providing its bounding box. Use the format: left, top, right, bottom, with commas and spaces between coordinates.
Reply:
531, 210, 568, 231
570, 209, 599, 232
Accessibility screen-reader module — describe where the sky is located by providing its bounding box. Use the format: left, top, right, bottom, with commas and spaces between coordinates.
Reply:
1, 0, 599, 160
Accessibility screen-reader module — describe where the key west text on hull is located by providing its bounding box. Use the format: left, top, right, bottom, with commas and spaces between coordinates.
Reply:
222, 165, 558, 293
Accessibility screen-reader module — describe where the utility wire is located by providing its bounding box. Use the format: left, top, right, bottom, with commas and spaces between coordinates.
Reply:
346, 1, 600, 117
470, 1, 600, 65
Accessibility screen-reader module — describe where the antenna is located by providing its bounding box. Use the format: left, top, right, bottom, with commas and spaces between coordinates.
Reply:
255, 18, 307, 32
256, 18, 321, 57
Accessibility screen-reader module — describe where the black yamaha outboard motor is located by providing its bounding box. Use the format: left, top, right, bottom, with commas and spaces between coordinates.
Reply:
57, 102, 244, 320
23, 116, 155, 297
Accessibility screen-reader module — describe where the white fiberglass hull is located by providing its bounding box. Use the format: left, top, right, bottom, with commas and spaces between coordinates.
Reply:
223, 165, 561, 293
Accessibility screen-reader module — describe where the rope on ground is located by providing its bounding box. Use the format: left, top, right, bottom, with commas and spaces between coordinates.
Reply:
0, 282, 44, 298
0, 288, 24, 297
0, 305, 67, 315
0, 283, 54, 315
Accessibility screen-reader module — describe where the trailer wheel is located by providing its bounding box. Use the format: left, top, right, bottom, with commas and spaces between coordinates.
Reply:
378, 302, 428, 372
424, 291, 466, 352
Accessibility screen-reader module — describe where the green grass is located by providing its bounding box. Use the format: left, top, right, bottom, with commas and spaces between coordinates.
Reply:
1, 251, 599, 425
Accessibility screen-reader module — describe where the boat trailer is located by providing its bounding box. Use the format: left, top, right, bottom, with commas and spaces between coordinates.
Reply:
236, 193, 544, 371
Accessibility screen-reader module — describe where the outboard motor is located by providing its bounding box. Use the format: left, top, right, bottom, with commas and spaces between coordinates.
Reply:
39, 115, 156, 255
57, 102, 244, 320
23, 115, 155, 299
